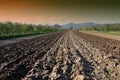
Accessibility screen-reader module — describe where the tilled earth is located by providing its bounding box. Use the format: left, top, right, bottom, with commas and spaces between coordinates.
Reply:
0, 31, 120, 80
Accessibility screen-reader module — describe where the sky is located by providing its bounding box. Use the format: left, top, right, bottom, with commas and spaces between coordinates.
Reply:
0, 0, 120, 25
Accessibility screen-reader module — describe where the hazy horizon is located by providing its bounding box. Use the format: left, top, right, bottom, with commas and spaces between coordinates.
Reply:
0, 0, 120, 25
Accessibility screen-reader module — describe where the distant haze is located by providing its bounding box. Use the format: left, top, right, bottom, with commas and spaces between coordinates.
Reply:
0, 0, 120, 24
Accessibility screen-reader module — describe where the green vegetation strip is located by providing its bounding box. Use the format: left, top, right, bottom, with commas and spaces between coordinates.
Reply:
0, 33, 42, 40
0, 22, 62, 40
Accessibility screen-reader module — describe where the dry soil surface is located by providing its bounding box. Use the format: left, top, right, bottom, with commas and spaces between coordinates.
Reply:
80, 31, 120, 41
0, 30, 120, 80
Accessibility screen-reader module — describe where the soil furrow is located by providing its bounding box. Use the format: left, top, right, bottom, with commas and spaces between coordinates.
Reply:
0, 30, 120, 80
0, 32, 64, 80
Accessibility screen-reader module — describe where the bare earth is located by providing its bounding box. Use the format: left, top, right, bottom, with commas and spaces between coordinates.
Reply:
0, 33, 54, 46
0, 30, 120, 80
80, 31, 120, 41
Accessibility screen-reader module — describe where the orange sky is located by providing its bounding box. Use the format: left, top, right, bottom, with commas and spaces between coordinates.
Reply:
0, 0, 120, 24
0, 0, 50, 24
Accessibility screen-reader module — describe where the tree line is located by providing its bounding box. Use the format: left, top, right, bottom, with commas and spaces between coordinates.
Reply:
0, 22, 61, 39
79, 24, 120, 32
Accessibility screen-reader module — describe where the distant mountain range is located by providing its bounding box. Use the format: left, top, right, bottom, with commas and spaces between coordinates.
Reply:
52, 22, 120, 29
53, 22, 102, 29
61, 22, 101, 29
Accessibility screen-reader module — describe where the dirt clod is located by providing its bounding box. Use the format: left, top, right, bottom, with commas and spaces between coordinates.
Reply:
0, 30, 120, 80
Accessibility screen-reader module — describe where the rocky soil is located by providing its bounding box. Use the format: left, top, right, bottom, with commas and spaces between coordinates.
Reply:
0, 30, 120, 80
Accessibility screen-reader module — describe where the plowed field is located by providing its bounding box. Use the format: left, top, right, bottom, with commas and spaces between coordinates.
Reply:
0, 31, 120, 80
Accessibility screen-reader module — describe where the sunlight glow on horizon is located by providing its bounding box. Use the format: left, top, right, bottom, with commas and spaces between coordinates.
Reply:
0, 0, 120, 24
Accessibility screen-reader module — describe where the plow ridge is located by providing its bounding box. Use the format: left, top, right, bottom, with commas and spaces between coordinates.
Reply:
0, 31, 120, 80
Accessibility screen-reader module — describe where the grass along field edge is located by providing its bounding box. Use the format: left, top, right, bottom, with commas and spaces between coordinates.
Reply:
80, 30, 120, 36
79, 31, 120, 41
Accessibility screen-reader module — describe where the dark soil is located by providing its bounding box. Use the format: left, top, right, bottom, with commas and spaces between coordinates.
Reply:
0, 30, 120, 80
